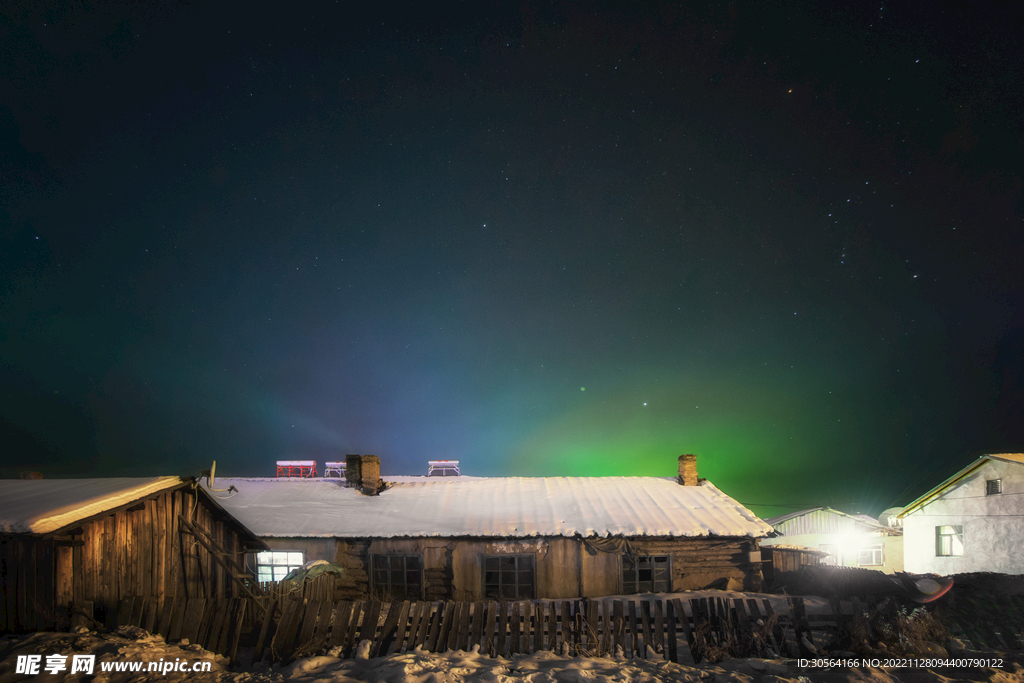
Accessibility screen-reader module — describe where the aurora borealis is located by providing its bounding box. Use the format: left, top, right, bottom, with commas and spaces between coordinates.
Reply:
2, 2, 1022, 518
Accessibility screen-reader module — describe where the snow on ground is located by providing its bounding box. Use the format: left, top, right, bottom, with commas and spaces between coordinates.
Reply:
3, 626, 1023, 683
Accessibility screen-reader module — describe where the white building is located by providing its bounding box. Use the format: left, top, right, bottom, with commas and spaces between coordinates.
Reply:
899, 453, 1024, 574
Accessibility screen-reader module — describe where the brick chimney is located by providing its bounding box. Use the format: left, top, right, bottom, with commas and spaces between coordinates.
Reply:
345, 454, 362, 489
677, 454, 698, 486
360, 454, 381, 496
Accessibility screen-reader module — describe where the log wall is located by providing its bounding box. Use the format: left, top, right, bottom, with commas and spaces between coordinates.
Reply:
278, 535, 762, 601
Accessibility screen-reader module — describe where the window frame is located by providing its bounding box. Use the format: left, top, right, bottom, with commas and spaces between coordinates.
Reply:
255, 550, 306, 582
856, 544, 884, 567
483, 554, 535, 600
817, 543, 839, 566
620, 554, 672, 594
936, 525, 964, 557
370, 553, 423, 600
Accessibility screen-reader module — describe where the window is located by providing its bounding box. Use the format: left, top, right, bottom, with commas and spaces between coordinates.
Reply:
818, 543, 838, 566
256, 550, 305, 582
371, 554, 423, 599
484, 555, 535, 600
936, 525, 964, 557
621, 555, 671, 593
857, 544, 884, 566
987, 479, 1002, 495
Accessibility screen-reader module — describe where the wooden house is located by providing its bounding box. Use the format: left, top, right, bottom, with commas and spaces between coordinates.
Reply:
208, 454, 774, 601
899, 453, 1024, 574
0, 476, 266, 632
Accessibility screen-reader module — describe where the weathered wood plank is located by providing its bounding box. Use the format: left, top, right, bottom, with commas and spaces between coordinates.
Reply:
227, 598, 248, 661
435, 601, 455, 653
311, 599, 336, 652
508, 602, 521, 655
534, 603, 545, 653
469, 602, 485, 653
115, 597, 134, 627
327, 600, 352, 650
167, 596, 188, 641
180, 597, 206, 644
255, 597, 278, 660
270, 597, 303, 660
419, 602, 437, 650
626, 600, 639, 658
374, 601, 404, 658
547, 600, 558, 653
666, 599, 678, 663
640, 600, 653, 657
389, 601, 411, 654
562, 600, 574, 654
688, 598, 706, 664
653, 600, 665, 655
495, 601, 509, 656
359, 601, 383, 652
483, 602, 497, 657
340, 601, 364, 658
425, 602, 444, 653
456, 601, 471, 652
611, 600, 624, 655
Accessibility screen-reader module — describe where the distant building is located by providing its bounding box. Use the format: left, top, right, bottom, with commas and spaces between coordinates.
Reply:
0, 477, 265, 633
761, 507, 904, 574
899, 453, 1024, 574
204, 454, 774, 601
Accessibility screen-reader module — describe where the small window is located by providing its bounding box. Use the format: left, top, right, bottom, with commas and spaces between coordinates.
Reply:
857, 544, 884, 566
371, 554, 423, 600
256, 550, 305, 582
484, 555, 535, 600
621, 555, 671, 593
936, 525, 964, 557
818, 543, 838, 566
987, 479, 1002, 495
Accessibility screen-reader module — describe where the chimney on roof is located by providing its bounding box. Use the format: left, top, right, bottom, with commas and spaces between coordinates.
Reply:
360, 454, 382, 496
678, 454, 698, 486
345, 454, 362, 489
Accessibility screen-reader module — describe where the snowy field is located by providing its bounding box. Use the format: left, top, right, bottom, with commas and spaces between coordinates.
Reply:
3, 625, 1023, 683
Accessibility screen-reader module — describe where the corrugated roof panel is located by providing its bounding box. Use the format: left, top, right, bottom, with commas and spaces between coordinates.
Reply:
205, 476, 773, 539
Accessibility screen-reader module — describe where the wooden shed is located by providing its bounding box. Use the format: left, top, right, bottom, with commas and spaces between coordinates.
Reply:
210, 454, 774, 601
0, 476, 266, 633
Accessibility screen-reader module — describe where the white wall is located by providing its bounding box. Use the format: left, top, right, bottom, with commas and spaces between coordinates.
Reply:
903, 459, 1024, 574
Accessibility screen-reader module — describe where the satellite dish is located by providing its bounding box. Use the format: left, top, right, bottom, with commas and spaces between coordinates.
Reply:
206, 460, 233, 492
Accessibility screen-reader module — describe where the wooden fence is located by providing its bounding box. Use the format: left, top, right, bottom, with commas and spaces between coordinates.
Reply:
254, 595, 849, 664
108, 596, 249, 660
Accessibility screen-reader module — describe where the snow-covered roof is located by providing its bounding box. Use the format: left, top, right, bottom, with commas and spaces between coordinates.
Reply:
0, 477, 184, 535
203, 476, 773, 539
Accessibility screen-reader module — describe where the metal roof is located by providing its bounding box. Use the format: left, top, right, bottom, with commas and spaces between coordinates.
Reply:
765, 507, 889, 536
203, 476, 773, 539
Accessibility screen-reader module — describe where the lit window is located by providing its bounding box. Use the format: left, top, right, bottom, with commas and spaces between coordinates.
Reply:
256, 551, 305, 582
621, 555, 671, 593
936, 526, 964, 557
857, 544, 884, 566
987, 479, 1002, 495
371, 554, 423, 600
484, 555, 534, 600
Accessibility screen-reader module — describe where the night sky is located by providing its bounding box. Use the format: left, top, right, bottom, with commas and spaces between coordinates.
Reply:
3, 2, 1022, 519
